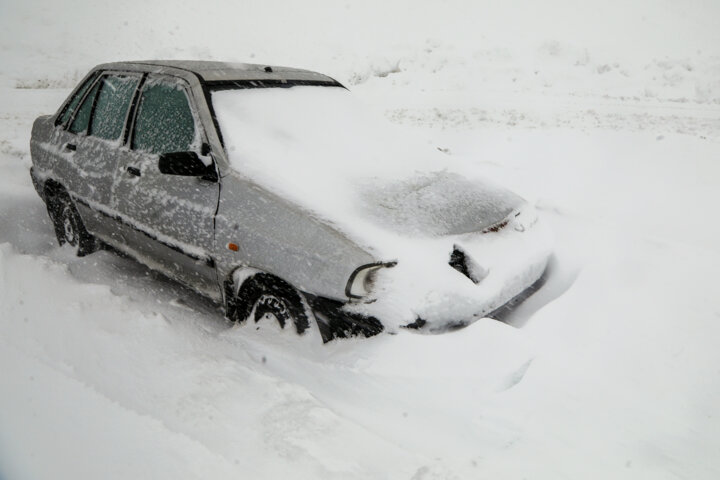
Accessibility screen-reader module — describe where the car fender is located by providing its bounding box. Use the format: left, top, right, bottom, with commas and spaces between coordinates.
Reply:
215, 172, 377, 302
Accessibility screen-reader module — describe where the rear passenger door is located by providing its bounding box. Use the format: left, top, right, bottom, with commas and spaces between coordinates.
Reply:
61, 73, 141, 239
111, 76, 221, 299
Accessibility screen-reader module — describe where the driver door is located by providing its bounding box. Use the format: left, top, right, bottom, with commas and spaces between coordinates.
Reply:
111, 76, 221, 300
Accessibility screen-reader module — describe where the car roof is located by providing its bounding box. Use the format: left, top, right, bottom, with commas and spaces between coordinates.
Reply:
95, 60, 337, 83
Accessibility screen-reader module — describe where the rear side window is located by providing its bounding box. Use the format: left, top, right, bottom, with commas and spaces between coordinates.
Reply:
89, 75, 140, 141
69, 80, 102, 134
58, 73, 97, 126
132, 82, 196, 155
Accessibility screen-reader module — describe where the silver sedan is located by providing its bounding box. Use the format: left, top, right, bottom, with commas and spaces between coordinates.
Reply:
30, 61, 552, 341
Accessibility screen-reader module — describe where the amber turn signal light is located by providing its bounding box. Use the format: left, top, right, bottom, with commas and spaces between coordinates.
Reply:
227, 243, 239, 251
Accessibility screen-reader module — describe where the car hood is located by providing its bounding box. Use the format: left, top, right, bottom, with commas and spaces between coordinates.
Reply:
212, 85, 525, 253
359, 170, 523, 236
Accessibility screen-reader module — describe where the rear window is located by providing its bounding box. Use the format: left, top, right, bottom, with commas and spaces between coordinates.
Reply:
89, 75, 140, 142
68, 80, 102, 134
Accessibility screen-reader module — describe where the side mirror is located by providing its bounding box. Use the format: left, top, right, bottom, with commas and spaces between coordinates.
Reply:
158, 151, 210, 177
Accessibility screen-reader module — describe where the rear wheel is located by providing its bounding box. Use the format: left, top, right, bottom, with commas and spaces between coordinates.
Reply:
231, 274, 311, 335
47, 190, 98, 256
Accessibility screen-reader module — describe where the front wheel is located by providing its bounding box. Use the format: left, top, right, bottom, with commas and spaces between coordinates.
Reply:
231, 274, 312, 335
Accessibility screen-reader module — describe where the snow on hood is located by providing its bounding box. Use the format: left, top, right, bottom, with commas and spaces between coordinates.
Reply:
211, 86, 523, 253
360, 170, 521, 236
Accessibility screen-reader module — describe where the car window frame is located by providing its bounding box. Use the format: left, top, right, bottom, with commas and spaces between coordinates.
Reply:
63, 70, 143, 140
127, 73, 219, 183
65, 76, 103, 136
55, 71, 100, 128
127, 74, 206, 156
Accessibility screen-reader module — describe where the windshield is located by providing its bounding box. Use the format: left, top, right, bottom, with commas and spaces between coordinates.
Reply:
210, 84, 415, 175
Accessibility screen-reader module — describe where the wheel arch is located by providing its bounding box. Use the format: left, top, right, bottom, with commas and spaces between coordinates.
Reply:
223, 266, 315, 327
222, 265, 384, 341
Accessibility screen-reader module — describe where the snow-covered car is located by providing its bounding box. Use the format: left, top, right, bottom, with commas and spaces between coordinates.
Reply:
29, 60, 552, 340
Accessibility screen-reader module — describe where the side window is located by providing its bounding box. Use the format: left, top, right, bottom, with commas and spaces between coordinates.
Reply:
69, 80, 102, 134
89, 75, 140, 141
58, 73, 97, 126
132, 82, 196, 155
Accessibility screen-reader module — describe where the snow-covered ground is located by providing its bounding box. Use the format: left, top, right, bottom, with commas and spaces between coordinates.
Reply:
1, 1, 719, 478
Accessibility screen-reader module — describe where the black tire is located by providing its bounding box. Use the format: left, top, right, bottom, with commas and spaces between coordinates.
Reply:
232, 273, 311, 335
47, 190, 98, 257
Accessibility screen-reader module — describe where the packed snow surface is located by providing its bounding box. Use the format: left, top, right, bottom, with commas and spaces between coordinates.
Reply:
2, 0, 720, 479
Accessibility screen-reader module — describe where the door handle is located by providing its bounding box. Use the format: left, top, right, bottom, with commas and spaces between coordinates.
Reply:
64, 143, 76, 152
126, 166, 141, 177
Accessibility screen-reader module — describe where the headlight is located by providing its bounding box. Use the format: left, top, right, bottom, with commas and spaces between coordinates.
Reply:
345, 261, 397, 299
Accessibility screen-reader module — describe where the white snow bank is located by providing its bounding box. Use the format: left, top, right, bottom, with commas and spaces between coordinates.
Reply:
2, 83, 720, 478
0, 241, 537, 479
2, 0, 719, 103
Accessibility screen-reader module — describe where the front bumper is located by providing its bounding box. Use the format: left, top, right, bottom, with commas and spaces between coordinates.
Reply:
343, 214, 554, 333
405, 260, 550, 332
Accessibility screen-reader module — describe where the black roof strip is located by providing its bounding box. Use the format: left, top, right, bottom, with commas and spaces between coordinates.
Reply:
205, 79, 344, 91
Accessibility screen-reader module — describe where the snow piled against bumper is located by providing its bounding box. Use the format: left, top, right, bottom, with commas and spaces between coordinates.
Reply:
345, 212, 554, 331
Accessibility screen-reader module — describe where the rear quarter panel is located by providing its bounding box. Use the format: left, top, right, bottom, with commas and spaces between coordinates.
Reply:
29, 115, 57, 182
